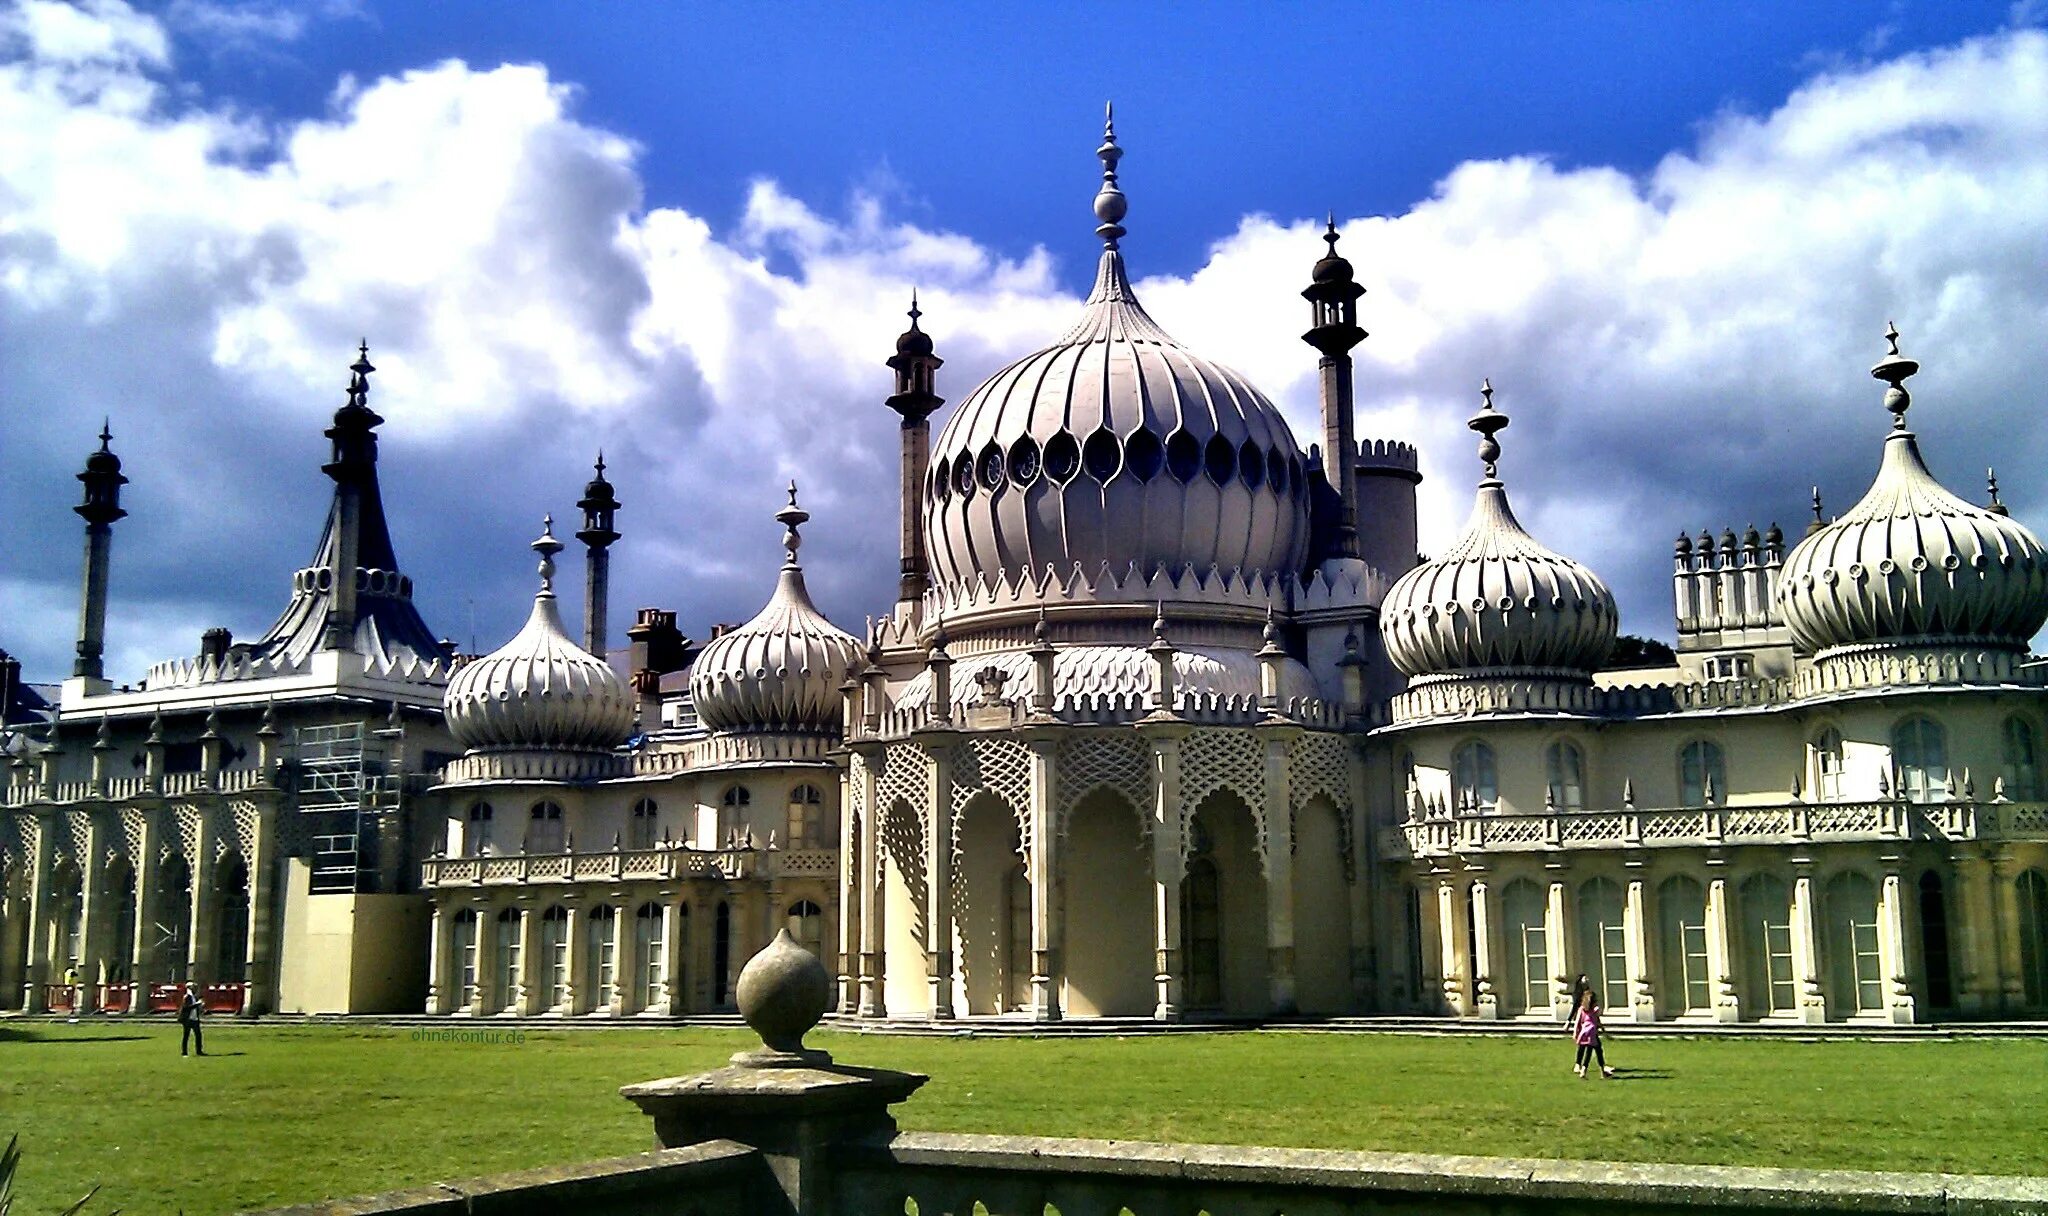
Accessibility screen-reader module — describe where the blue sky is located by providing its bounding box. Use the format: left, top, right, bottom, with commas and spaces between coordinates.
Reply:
2, 0, 2046, 681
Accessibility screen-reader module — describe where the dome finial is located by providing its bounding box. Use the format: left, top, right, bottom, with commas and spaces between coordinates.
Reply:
593, 449, 606, 477
1872, 321, 1920, 431
776, 481, 809, 567
532, 515, 562, 596
1468, 378, 1509, 481
908, 288, 921, 329
1093, 101, 1127, 248
1323, 212, 1339, 252
98, 417, 113, 450
1989, 468, 2008, 516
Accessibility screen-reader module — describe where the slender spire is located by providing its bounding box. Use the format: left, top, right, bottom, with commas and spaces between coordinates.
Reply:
1093, 102, 1127, 249
1872, 321, 1919, 431
776, 480, 809, 569
532, 515, 561, 598
1469, 378, 1508, 482
1989, 468, 2009, 516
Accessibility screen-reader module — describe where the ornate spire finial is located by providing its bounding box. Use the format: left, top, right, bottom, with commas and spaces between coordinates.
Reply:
1034, 602, 1051, 646
1468, 377, 1509, 480
98, 418, 112, 449
594, 450, 606, 477
1871, 321, 1919, 430
532, 514, 562, 595
1093, 101, 1127, 248
1323, 213, 1339, 253
1988, 468, 2008, 516
907, 289, 921, 329
775, 481, 809, 567
1152, 600, 1169, 645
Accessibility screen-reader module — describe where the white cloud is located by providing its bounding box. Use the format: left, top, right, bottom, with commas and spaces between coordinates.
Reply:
2, 2, 2046, 685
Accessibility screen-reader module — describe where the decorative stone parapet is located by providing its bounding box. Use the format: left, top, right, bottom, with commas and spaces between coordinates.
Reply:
421, 845, 839, 888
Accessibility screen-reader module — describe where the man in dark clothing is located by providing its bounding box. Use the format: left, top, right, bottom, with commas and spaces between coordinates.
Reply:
179, 984, 205, 1057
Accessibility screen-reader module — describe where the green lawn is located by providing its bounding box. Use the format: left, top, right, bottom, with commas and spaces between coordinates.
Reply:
3, 1021, 2044, 1215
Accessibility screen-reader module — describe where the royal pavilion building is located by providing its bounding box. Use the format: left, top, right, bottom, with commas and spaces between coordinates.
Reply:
4, 114, 2047, 1026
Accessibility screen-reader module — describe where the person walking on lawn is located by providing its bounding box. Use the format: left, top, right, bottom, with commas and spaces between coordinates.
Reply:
1570, 989, 1614, 1079
179, 983, 205, 1057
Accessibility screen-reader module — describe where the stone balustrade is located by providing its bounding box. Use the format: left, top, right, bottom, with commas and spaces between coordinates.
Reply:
860, 689, 1349, 743
422, 846, 839, 888
1392, 798, 2048, 859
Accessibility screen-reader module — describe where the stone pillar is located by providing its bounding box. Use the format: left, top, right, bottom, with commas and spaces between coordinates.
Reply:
1790, 866, 1827, 1023
1879, 860, 1917, 1025
425, 899, 449, 1015
1436, 875, 1469, 1017
127, 814, 156, 1013
1705, 871, 1740, 1023
855, 748, 886, 1018
1992, 849, 2025, 1011
242, 805, 277, 1016
1546, 872, 1574, 1022
1256, 725, 1298, 1016
1949, 851, 1994, 1014
1623, 872, 1657, 1023
1142, 723, 1190, 1020
559, 902, 587, 1015
921, 737, 956, 1020
470, 901, 495, 1015
515, 900, 541, 1016
1469, 874, 1498, 1020
1024, 732, 1061, 1022
19, 812, 54, 1013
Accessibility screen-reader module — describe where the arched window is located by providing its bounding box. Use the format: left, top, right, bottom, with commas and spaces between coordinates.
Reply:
786, 899, 825, 957
1545, 741, 1585, 811
1891, 716, 1947, 803
633, 903, 665, 1011
494, 908, 522, 1013
721, 785, 751, 808
539, 905, 570, 1011
2018, 869, 2048, 1008
452, 908, 480, 1010
786, 784, 827, 848
2002, 717, 2041, 801
1919, 871, 1954, 1010
1181, 857, 1222, 1010
528, 801, 565, 853
1575, 878, 1628, 1013
1499, 879, 1549, 1017
215, 860, 249, 981
628, 798, 658, 850
1738, 873, 1795, 1017
1824, 872, 1883, 1016
1452, 741, 1498, 813
1811, 728, 1844, 803
1679, 741, 1726, 807
466, 802, 494, 857
588, 905, 619, 1011
1656, 876, 1710, 1016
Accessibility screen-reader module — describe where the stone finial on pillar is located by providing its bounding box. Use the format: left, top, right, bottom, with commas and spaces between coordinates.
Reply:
1028, 605, 1058, 718
1338, 624, 1367, 720
1257, 604, 1287, 715
90, 715, 112, 795
144, 708, 165, 790
861, 634, 886, 734
838, 665, 864, 742
925, 617, 953, 726
256, 699, 280, 778
200, 706, 223, 782
1145, 603, 1177, 717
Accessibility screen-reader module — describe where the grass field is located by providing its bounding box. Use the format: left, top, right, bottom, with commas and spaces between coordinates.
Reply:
2, 1021, 2045, 1214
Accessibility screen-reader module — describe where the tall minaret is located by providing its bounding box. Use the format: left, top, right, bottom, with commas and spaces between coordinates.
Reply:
320, 343, 381, 650
71, 421, 128, 683
885, 292, 944, 604
576, 452, 621, 656
1302, 218, 1367, 560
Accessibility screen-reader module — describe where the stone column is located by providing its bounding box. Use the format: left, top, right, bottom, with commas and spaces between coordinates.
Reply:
1790, 865, 1827, 1023
1992, 849, 2025, 1011
515, 899, 541, 1016
1469, 874, 1498, 1020
1705, 871, 1740, 1023
19, 812, 54, 1013
1142, 722, 1190, 1020
921, 736, 956, 1020
242, 804, 278, 1016
425, 899, 449, 1015
1948, 851, 1993, 1014
1878, 859, 1917, 1025
560, 900, 586, 1016
127, 814, 156, 1013
471, 900, 495, 1015
1436, 875, 1469, 1017
855, 747, 886, 1018
1023, 732, 1061, 1021
1623, 872, 1657, 1023
1546, 872, 1574, 1022
1255, 724, 1298, 1016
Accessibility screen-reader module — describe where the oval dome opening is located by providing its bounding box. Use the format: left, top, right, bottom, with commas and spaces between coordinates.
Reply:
1082, 428, 1122, 483
1008, 435, 1041, 486
1239, 439, 1265, 490
978, 442, 1006, 490
1204, 435, 1236, 485
1043, 431, 1081, 484
1125, 429, 1165, 481
1165, 429, 1202, 483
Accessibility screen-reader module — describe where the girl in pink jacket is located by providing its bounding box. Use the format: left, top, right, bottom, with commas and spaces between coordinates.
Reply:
1571, 990, 1615, 1078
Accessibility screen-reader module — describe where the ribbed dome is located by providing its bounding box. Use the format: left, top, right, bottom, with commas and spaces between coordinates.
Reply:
1380, 385, 1617, 681
924, 113, 1309, 610
1778, 331, 2048, 658
689, 487, 862, 736
445, 521, 634, 754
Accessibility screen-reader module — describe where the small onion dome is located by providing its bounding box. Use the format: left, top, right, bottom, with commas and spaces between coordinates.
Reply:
84, 421, 123, 476
1778, 327, 2048, 657
1380, 381, 1618, 680
896, 291, 935, 357
444, 518, 634, 753
1309, 215, 1355, 285
689, 484, 862, 735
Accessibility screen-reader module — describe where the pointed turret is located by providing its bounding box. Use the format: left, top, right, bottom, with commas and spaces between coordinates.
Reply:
1303, 216, 1367, 561
576, 451, 622, 656
885, 293, 944, 603
71, 421, 128, 682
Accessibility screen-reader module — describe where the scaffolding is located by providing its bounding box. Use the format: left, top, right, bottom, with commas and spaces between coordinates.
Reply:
291, 722, 401, 894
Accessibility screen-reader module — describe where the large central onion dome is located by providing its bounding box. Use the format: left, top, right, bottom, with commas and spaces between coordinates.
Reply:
690, 485, 863, 736
445, 519, 635, 753
1779, 328, 2048, 658
924, 108, 1309, 608
1380, 383, 1618, 681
